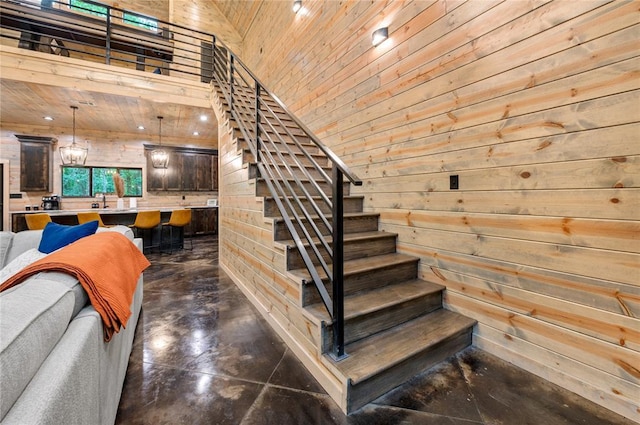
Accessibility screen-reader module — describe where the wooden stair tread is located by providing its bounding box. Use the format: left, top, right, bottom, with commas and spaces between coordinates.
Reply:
289, 252, 418, 281
305, 278, 444, 323
326, 309, 476, 385
274, 230, 396, 250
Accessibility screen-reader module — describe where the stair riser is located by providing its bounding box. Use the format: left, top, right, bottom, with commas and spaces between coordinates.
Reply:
243, 149, 330, 168
274, 215, 379, 240
286, 235, 397, 270
322, 293, 443, 351
347, 330, 473, 413
256, 180, 351, 197
264, 196, 363, 218
302, 260, 418, 306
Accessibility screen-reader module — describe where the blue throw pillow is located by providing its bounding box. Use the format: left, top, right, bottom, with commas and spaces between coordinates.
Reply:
38, 221, 99, 254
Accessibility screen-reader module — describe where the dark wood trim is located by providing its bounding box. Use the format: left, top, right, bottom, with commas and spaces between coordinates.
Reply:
143, 144, 218, 155
15, 134, 57, 144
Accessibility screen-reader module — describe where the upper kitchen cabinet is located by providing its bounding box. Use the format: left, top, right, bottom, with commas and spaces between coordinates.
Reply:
17, 135, 55, 192
196, 154, 216, 191
145, 145, 217, 192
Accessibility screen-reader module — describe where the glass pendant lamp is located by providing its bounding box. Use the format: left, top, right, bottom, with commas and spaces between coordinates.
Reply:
150, 115, 169, 169
59, 105, 88, 166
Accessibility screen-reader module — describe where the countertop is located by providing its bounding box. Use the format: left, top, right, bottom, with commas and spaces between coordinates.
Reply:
12, 206, 218, 215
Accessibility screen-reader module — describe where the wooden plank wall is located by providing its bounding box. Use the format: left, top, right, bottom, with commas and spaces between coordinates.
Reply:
169, 0, 243, 82
224, 0, 639, 420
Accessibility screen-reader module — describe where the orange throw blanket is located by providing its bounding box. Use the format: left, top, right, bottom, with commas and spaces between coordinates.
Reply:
0, 232, 150, 341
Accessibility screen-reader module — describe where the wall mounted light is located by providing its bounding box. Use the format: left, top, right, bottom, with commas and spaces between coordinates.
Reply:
293, 0, 302, 13
150, 116, 169, 169
372, 27, 388, 46
59, 105, 88, 166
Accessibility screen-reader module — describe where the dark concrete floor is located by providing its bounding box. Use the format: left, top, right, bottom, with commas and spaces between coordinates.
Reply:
115, 235, 635, 425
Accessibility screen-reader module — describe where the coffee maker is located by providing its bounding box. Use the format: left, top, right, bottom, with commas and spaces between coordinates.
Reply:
42, 195, 61, 210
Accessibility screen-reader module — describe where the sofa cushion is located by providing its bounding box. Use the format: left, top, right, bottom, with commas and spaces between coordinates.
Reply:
29, 272, 90, 319
38, 221, 99, 254
96, 225, 134, 241
0, 232, 13, 268
5, 230, 46, 265
0, 248, 48, 284
0, 279, 75, 421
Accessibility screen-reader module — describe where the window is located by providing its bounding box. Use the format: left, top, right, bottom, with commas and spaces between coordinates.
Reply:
69, 0, 107, 18
61, 166, 142, 197
123, 12, 158, 31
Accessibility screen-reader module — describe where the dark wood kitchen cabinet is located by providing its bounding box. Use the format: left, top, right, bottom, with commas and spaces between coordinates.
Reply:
145, 146, 217, 192
17, 135, 55, 192
187, 207, 217, 236
182, 153, 198, 190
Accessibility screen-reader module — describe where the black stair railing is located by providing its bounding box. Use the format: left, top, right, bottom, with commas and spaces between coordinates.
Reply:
211, 37, 362, 360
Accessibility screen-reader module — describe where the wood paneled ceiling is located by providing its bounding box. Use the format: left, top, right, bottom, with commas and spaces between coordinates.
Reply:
0, 79, 217, 145
212, 0, 263, 40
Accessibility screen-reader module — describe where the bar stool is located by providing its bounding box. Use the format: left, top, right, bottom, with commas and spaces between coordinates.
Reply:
25, 213, 51, 230
128, 210, 161, 253
161, 209, 193, 254
77, 211, 108, 227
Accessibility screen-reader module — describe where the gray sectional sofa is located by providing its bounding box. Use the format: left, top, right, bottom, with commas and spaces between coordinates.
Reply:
0, 226, 144, 425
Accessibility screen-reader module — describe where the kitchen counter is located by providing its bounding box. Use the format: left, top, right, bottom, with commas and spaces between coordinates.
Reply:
13, 206, 218, 214
10, 206, 218, 234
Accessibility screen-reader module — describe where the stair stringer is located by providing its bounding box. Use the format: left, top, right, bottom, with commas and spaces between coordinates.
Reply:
210, 87, 352, 412
210, 83, 475, 415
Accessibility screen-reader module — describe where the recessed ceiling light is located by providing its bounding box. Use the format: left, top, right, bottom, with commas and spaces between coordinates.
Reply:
43, 116, 54, 121
137, 125, 145, 130
193, 131, 199, 136
200, 115, 207, 122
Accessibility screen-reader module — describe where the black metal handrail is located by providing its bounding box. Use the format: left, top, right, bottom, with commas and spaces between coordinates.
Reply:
211, 37, 361, 359
0, 0, 217, 81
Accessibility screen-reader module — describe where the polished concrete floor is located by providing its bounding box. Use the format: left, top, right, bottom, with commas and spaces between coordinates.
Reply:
115, 235, 635, 425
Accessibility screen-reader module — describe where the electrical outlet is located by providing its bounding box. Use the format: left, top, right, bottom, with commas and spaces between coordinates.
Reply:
450, 175, 459, 190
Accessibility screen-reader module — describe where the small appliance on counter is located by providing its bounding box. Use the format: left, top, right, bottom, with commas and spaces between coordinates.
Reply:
42, 195, 61, 210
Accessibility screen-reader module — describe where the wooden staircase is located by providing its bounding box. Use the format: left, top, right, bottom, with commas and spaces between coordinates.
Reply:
212, 84, 476, 413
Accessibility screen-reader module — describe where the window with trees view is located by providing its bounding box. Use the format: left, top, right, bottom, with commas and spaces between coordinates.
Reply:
123, 12, 158, 31
69, 0, 107, 18
62, 166, 142, 197
69, 0, 158, 32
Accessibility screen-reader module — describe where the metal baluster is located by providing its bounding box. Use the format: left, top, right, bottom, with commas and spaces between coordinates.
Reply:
255, 84, 261, 171
331, 164, 347, 360
105, 6, 111, 65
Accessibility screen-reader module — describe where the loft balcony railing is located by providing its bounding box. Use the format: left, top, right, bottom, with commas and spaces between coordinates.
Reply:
0, 0, 217, 81
0, 0, 362, 359
210, 39, 362, 359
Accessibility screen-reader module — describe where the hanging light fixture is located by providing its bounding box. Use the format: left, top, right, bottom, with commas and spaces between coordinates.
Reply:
59, 105, 88, 166
150, 116, 169, 169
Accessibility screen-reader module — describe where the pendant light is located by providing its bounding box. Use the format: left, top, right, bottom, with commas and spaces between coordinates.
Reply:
59, 105, 88, 166
150, 115, 169, 168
